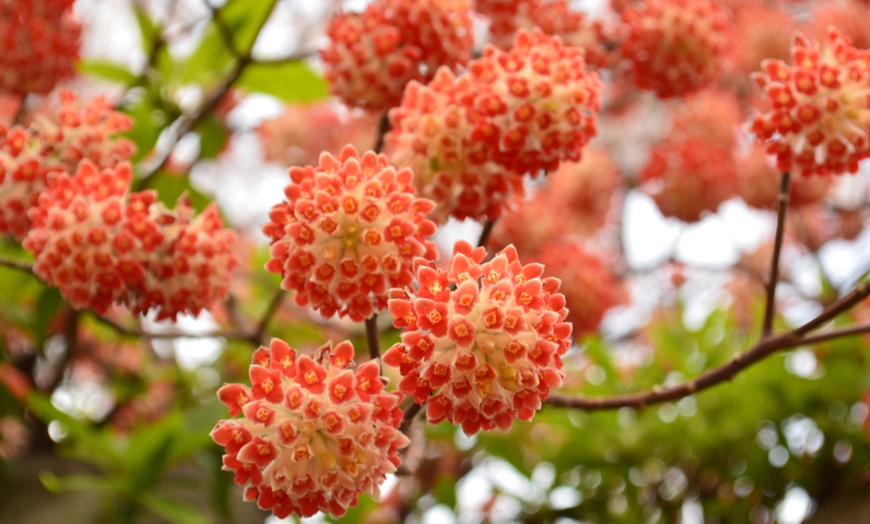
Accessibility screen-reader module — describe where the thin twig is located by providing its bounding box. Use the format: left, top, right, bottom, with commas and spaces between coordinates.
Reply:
248, 290, 286, 345
11, 94, 27, 126
477, 219, 496, 248
400, 402, 424, 434
800, 322, 870, 346
373, 112, 390, 154
546, 280, 870, 412
762, 171, 791, 337
138, 0, 281, 182
0, 256, 33, 273
365, 314, 381, 362
91, 312, 249, 341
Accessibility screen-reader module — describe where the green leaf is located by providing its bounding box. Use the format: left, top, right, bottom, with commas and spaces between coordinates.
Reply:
40, 472, 120, 494
139, 492, 208, 524
30, 288, 63, 346
196, 115, 228, 160
77, 60, 137, 84
147, 172, 213, 212
133, 6, 160, 55
237, 61, 329, 102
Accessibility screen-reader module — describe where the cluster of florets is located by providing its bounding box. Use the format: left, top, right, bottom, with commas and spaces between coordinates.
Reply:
729, 1, 793, 77
481, 0, 610, 69
641, 89, 741, 222
490, 147, 620, 252
321, 0, 474, 111
387, 29, 601, 222
0, 92, 135, 239
807, 0, 870, 51
133, 197, 238, 321
0, 0, 81, 95
257, 103, 378, 167
22, 161, 236, 319
387, 68, 526, 223
751, 28, 870, 177
533, 243, 625, 338
737, 145, 831, 210
468, 29, 602, 174
263, 145, 437, 321
383, 241, 571, 435
617, 0, 733, 98
211, 339, 408, 518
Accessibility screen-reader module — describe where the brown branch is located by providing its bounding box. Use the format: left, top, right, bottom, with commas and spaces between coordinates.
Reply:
545, 279, 870, 411
138, 0, 281, 181
0, 256, 33, 274
365, 314, 381, 362
762, 171, 791, 337
11, 94, 27, 126
91, 312, 249, 341
400, 402, 423, 434
477, 219, 496, 248
373, 112, 390, 154
247, 290, 286, 345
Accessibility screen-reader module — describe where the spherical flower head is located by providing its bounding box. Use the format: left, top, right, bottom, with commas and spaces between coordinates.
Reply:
640, 137, 738, 222
0, 126, 58, 238
545, 147, 620, 236
617, 0, 733, 98
533, 242, 625, 339
730, 1, 794, 76
807, 1, 870, 51
751, 28, 870, 177
0, 92, 135, 239
23, 161, 160, 314
485, 0, 611, 69
33, 90, 136, 173
488, 191, 566, 255
468, 29, 602, 174
134, 198, 238, 322
263, 145, 437, 321
670, 89, 741, 144
737, 145, 831, 210
321, 0, 473, 111
383, 241, 571, 435
0, 1, 81, 96
257, 103, 378, 167
387, 68, 526, 223
211, 338, 409, 518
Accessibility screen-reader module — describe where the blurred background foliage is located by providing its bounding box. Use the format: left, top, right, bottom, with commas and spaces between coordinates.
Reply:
1, 0, 870, 523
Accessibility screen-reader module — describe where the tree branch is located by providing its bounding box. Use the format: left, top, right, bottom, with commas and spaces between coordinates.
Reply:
478, 219, 496, 248
247, 290, 286, 345
546, 279, 870, 412
762, 171, 790, 337
373, 112, 390, 154
365, 314, 381, 362
138, 0, 281, 181
0, 256, 33, 274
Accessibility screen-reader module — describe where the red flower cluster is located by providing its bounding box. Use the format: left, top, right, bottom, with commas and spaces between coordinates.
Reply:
383, 241, 571, 435
263, 145, 437, 321
737, 145, 831, 210
23, 161, 236, 319
387, 68, 526, 223
468, 29, 602, 174
617, 0, 733, 98
534, 243, 626, 338
0, 92, 134, 239
0, 0, 81, 95
641, 89, 741, 222
212, 339, 408, 518
751, 28, 870, 177
387, 29, 601, 222
482, 0, 610, 69
321, 0, 474, 111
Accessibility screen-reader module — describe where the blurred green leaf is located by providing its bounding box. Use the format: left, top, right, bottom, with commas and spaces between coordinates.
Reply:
147, 172, 212, 212
236, 61, 329, 102
40, 472, 120, 494
139, 492, 208, 524
77, 60, 137, 84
